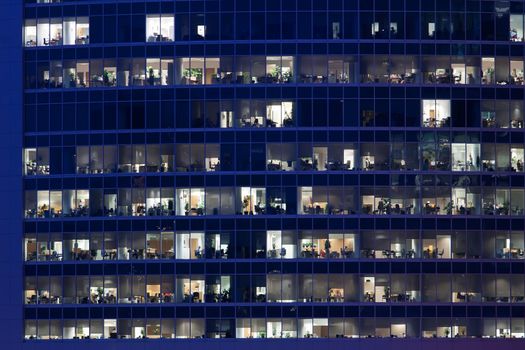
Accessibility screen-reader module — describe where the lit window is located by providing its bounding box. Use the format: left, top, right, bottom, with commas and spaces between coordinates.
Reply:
197, 25, 206, 38
146, 15, 174, 42
422, 99, 451, 128
510, 14, 524, 41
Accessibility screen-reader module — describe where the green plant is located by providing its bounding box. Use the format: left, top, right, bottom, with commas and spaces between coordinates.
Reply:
103, 69, 114, 86
270, 65, 281, 78
282, 70, 292, 82
183, 68, 203, 80
445, 201, 453, 214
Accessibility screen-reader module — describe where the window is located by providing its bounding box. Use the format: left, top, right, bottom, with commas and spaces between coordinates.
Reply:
24, 147, 49, 175
267, 143, 296, 171
510, 59, 524, 85
371, 22, 380, 36
146, 15, 174, 42
428, 22, 436, 37
511, 147, 525, 172
328, 56, 354, 83
239, 187, 266, 215
36, 19, 50, 46
266, 231, 296, 259
178, 57, 220, 85
197, 25, 206, 39
24, 20, 36, 46
64, 17, 89, 45
451, 144, 481, 171
73, 61, 89, 88
176, 232, 205, 259
482, 57, 495, 85
389, 22, 398, 36
266, 56, 295, 83
451, 187, 481, 215
176, 188, 205, 216
510, 14, 524, 41
90, 59, 117, 87
422, 100, 451, 127
49, 19, 62, 45
266, 101, 294, 127
332, 21, 341, 39
145, 58, 174, 86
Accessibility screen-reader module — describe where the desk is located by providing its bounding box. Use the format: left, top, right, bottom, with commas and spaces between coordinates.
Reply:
424, 204, 440, 214
387, 74, 403, 84
299, 158, 315, 171
362, 204, 373, 214
501, 248, 524, 259
300, 250, 318, 258
423, 249, 437, 259
103, 251, 117, 260
303, 204, 327, 215
267, 249, 278, 258
325, 161, 349, 171
162, 250, 175, 259
75, 37, 89, 45
392, 293, 413, 302
146, 248, 158, 259
267, 162, 282, 171
361, 249, 376, 259
453, 292, 478, 302
382, 250, 396, 259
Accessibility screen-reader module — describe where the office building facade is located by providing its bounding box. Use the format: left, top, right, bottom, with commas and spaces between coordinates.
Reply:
4, 0, 525, 349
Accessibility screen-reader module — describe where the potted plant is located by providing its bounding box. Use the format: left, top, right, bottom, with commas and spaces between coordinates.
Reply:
271, 65, 280, 76
197, 203, 205, 215
282, 70, 292, 83
445, 201, 453, 215
103, 69, 113, 86
96, 287, 104, 303
152, 326, 160, 338
486, 67, 494, 84
183, 68, 203, 84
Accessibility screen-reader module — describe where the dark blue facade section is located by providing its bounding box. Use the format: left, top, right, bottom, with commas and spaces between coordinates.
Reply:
13, 338, 525, 350
0, 0, 23, 347
12, 0, 525, 349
